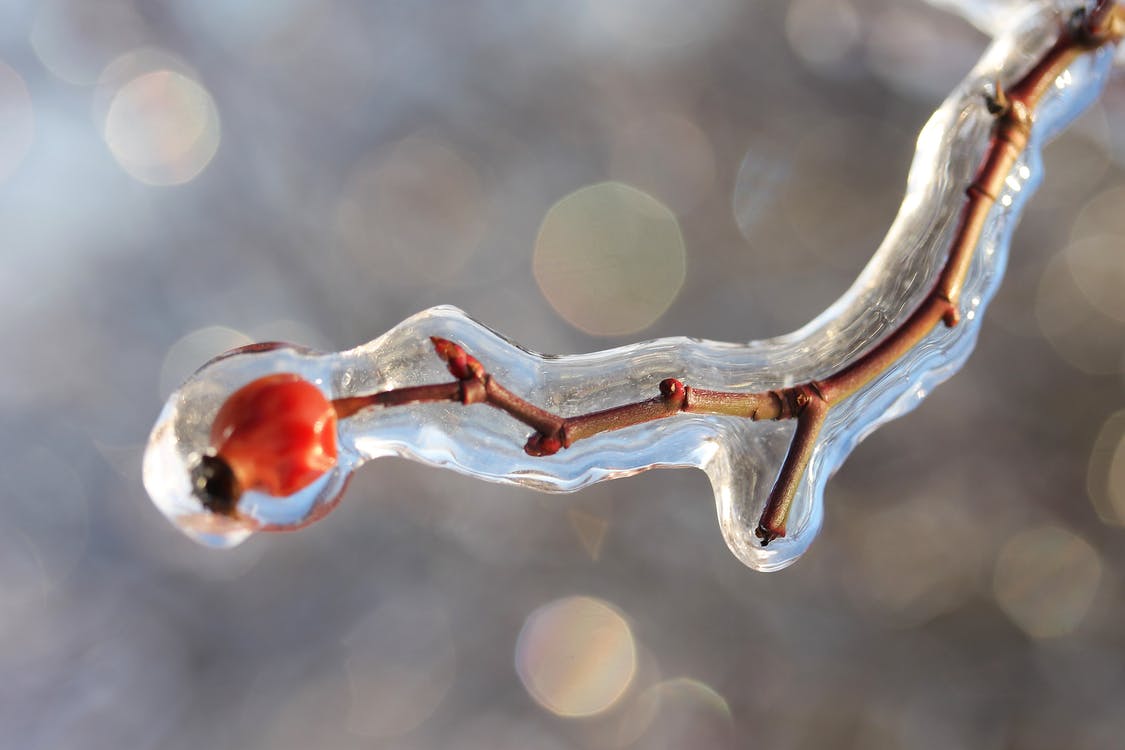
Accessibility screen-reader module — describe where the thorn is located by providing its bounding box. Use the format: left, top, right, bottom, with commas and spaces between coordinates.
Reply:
984, 80, 1010, 116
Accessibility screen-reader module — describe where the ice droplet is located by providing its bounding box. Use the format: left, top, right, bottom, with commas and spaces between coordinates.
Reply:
144, 6, 1119, 570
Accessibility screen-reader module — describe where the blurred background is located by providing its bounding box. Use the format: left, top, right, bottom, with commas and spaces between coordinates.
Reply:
3, 0, 1125, 747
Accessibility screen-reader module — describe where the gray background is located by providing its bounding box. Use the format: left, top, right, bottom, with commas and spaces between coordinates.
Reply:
3, 1, 1125, 748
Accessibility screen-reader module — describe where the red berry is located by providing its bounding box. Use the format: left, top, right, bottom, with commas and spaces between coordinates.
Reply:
211, 373, 338, 497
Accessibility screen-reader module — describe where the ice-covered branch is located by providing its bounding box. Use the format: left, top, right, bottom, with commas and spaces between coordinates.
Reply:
145, 1, 1125, 571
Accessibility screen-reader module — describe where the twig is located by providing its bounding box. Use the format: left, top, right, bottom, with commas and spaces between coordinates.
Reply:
330, 2, 1125, 546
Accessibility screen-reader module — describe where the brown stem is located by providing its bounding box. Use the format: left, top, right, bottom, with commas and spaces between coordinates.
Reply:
332, 4, 1124, 544
756, 389, 828, 545
333, 382, 465, 418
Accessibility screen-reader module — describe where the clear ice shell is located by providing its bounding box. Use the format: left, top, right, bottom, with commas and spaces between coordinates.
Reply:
924, 0, 1068, 37
143, 7, 1118, 570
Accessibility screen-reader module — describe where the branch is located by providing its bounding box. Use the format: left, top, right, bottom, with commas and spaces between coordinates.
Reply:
143, 1, 1125, 569
325, 2, 1125, 545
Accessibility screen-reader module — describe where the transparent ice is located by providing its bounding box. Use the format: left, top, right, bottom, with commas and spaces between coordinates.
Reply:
144, 3, 1119, 570
926, 0, 1070, 37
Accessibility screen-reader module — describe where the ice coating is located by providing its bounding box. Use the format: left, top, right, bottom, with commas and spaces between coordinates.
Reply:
928, 0, 1125, 55
144, 5, 1119, 570
926, 0, 1068, 36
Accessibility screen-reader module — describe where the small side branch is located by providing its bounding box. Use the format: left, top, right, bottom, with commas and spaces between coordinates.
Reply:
756, 389, 828, 545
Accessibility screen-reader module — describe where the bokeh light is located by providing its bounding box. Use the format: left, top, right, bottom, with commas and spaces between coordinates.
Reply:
533, 182, 686, 336
623, 678, 733, 750
103, 69, 221, 186
159, 326, 254, 400
581, 644, 665, 748
92, 48, 195, 129
1087, 410, 1125, 526
993, 525, 1102, 639
786, 0, 862, 73
515, 595, 637, 717
1070, 184, 1125, 240
0, 60, 34, 185
1063, 235, 1125, 322
103, 67, 221, 186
